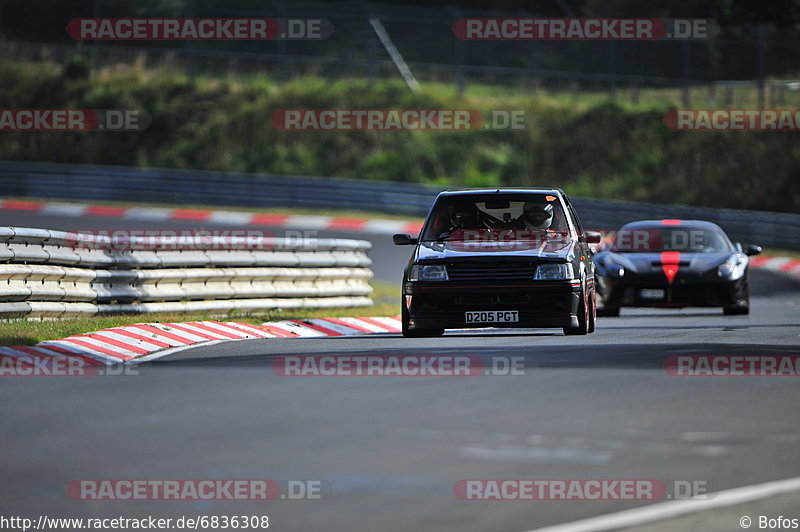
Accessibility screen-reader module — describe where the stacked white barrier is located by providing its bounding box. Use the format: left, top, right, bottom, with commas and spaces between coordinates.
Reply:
0, 227, 373, 318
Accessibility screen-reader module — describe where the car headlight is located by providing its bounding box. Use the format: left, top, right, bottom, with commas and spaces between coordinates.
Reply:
607, 264, 625, 277
534, 263, 573, 280
717, 256, 745, 279
410, 264, 449, 281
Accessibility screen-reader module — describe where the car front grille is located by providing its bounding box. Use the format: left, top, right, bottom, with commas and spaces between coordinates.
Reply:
445, 261, 535, 282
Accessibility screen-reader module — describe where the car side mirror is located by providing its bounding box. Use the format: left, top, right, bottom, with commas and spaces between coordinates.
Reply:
584, 231, 602, 244
393, 233, 418, 245
745, 244, 762, 256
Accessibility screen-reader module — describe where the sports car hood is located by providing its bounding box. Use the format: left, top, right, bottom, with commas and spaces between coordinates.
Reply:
416, 238, 577, 261
595, 251, 736, 274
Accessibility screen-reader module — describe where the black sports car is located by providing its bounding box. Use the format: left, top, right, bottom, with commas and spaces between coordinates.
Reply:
592, 220, 761, 316
393, 189, 601, 337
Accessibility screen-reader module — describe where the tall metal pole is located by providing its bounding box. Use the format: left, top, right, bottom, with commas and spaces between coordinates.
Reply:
369, 17, 421, 94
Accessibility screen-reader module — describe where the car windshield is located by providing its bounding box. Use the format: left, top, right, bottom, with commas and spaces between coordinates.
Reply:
421, 194, 571, 242
610, 226, 733, 253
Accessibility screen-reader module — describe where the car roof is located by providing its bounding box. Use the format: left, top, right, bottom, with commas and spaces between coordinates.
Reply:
620, 219, 725, 232
437, 188, 566, 197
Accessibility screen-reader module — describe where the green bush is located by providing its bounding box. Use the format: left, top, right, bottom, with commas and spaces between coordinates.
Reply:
0, 62, 797, 213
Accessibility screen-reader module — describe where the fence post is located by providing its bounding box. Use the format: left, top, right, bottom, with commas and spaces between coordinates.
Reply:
91, 0, 101, 77
631, 82, 639, 106
448, 6, 466, 96
270, 0, 288, 80
757, 27, 765, 108
606, 41, 617, 101
183, 0, 197, 83
365, 16, 377, 82
681, 40, 691, 108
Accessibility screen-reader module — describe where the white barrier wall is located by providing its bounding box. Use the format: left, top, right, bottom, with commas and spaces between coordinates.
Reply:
0, 228, 373, 318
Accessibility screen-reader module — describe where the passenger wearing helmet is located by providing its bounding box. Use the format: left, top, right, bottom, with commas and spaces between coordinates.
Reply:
520, 200, 554, 230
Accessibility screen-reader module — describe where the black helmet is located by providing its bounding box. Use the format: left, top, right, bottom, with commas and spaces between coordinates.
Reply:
448, 204, 470, 227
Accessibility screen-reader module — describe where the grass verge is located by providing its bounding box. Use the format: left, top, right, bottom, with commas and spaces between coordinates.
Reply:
3, 59, 799, 213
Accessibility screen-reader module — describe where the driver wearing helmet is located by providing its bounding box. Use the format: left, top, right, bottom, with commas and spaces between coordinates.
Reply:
447, 203, 479, 231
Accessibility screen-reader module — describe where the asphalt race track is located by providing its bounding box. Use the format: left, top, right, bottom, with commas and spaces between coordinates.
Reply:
1, 211, 799, 531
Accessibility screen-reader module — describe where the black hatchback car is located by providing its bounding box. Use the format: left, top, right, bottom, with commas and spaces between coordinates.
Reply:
393, 189, 601, 337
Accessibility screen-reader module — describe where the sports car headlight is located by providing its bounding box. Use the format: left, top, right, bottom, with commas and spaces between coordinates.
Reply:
607, 264, 625, 277
534, 263, 573, 280
602, 257, 625, 277
410, 264, 449, 281
717, 256, 745, 279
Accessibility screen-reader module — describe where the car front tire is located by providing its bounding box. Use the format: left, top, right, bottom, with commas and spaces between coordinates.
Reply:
587, 287, 597, 333
596, 306, 620, 317
595, 282, 620, 317
401, 298, 445, 338
723, 304, 749, 315
723, 279, 750, 315
564, 282, 590, 336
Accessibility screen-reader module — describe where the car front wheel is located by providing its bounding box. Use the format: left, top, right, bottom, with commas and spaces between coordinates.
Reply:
587, 286, 597, 333
723, 304, 749, 315
723, 280, 750, 315
564, 282, 590, 336
401, 298, 445, 338
595, 282, 620, 317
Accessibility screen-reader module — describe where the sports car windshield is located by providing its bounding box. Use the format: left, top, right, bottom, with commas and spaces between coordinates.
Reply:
421, 194, 571, 242
610, 226, 734, 253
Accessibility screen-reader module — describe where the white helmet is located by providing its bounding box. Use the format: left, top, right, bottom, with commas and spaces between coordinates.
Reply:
522, 201, 554, 230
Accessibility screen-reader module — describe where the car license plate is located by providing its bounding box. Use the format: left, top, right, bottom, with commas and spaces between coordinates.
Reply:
465, 310, 519, 323
640, 289, 665, 299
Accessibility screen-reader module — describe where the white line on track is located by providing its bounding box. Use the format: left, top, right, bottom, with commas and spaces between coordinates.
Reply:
524, 476, 800, 532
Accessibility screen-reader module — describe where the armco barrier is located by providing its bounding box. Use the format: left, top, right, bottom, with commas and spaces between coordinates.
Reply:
0, 227, 373, 318
1, 161, 799, 249
0, 161, 437, 216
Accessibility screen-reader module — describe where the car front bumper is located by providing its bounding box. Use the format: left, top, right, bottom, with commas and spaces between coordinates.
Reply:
404, 281, 583, 330
598, 274, 747, 308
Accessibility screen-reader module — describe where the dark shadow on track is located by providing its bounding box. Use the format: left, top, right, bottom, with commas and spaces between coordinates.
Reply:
147, 342, 800, 372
